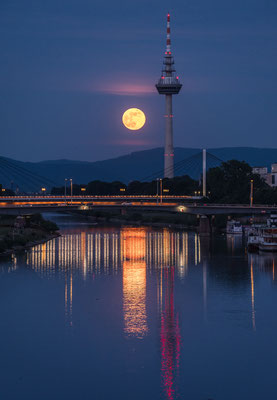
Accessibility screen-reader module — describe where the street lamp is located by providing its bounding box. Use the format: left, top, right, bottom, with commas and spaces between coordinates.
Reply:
64, 178, 68, 198
160, 178, 163, 204
41, 187, 46, 193
250, 179, 254, 207
70, 178, 73, 205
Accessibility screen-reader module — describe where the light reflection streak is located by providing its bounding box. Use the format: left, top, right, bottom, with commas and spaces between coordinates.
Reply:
250, 257, 256, 331
122, 228, 148, 338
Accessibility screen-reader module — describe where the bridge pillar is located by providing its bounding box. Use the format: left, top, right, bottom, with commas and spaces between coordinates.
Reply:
198, 215, 211, 236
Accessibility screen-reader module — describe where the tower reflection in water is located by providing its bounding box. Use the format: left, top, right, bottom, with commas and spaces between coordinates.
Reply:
159, 266, 181, 400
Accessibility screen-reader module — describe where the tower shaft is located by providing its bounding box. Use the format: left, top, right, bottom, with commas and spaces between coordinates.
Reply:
165, 94, 174, 178
156, 14, 182, 179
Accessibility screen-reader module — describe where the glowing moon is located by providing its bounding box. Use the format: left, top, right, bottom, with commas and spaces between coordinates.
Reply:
122, 108, 146, 130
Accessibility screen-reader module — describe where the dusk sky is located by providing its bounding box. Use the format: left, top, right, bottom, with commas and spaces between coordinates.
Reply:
1, 0, 277, 162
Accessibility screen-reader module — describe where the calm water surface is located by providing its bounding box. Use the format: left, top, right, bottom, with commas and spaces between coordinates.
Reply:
1, 214, 277, 400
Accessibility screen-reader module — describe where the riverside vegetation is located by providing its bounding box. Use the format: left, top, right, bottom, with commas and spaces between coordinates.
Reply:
0, 214, 59, 254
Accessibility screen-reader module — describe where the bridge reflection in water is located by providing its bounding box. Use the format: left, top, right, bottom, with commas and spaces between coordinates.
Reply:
26, 227, 200, 279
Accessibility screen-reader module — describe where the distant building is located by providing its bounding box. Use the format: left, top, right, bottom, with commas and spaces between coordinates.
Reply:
252, 164, 277, 187
252, 166, 268, 179
271, 163, 277, 187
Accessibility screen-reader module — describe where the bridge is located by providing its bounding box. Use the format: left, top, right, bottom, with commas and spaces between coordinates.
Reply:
0, 151, 275, 221
0, 195, 277, 217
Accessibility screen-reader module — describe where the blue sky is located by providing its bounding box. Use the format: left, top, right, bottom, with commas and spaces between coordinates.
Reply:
1, 0, 277, 161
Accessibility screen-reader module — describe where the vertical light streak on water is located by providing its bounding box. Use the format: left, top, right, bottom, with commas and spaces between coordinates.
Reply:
198, 235, 201, 264
194, 234, 198, 266
122, 228, 148, 338
65, 274, 68, 322
81, 232, 87, 279
203, 260, 207, 321
250, 256, 256, 331
70, 273, 73, 327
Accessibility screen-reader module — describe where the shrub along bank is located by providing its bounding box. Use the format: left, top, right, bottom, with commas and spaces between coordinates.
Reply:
0, 214, 59, 254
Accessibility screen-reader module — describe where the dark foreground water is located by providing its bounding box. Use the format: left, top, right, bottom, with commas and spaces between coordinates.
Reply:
1, 214, 277, 400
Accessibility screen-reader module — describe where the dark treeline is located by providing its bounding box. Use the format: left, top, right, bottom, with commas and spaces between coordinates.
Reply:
51, 175, 199, 196
51, 160, 277, 204
0, 184, 14, 196
207, 160, 277, 204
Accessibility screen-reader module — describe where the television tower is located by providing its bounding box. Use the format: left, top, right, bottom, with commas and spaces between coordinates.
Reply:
156, 13, 182, 179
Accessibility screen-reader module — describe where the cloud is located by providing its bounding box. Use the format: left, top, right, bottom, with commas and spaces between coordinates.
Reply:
93, 82, 156, 96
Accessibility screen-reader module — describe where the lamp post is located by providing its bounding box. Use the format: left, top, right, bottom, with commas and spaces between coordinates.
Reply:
250, 179, 254, 207
70, 178, 73, 205
64, 178, 68, 204
202, 149, 206, 197
160, 178, 163, 204
64, 179, 68, 196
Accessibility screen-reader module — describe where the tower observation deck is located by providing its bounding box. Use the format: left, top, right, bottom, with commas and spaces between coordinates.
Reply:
156, 13, 182, 179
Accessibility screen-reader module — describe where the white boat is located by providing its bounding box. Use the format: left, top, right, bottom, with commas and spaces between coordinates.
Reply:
226, 220, 243, 234
259, 226, 277, 252
247, 215, 277, 252
247, 228, 261, 251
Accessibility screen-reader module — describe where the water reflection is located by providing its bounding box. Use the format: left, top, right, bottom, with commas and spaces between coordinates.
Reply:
226, 234, 243, 253
249, 257, 256, 331
122, 228, 147, 338
159, 266, 180, 400
26, 228, 196, 278
6, 225, 277, 399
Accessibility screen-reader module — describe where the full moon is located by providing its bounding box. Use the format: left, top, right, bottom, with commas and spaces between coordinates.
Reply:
122, 108, 146, 130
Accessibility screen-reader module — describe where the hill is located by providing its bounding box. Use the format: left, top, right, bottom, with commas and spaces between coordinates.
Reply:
1, 147, 277, 191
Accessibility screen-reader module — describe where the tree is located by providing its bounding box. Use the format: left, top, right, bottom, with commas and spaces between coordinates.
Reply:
207, 160, 276, 204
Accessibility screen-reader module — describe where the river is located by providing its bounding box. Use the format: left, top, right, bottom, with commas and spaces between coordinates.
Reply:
1, 213, 277, 400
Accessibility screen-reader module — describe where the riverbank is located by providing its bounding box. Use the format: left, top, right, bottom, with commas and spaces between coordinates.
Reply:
0, 214, 60, 255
